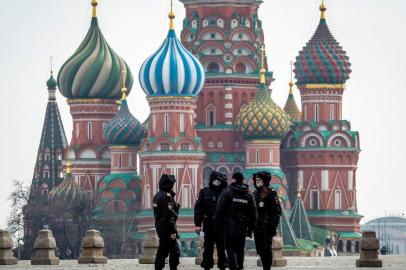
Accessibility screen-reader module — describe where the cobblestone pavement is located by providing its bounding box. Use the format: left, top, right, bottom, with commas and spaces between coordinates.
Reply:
2, 256, 405, 269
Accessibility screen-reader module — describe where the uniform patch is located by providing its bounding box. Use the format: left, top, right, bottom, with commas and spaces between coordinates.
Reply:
259, 202, 264, 208
153, 203, 158, 207
168, 204, 172, 210
212, 196, 217, 202
233, 198, 248, 204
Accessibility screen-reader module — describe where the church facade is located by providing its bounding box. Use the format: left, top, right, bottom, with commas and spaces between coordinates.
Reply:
24, 0, 362, 258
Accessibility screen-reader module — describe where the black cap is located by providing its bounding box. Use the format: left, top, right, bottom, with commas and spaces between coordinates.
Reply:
232, 172, 244, 183
253, 171, 272, 188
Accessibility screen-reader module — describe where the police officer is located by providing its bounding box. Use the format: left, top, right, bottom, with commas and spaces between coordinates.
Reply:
153, 174, 181, 270
194, 171, 228, 270
215, 172, 256, 270
252, 171, 282, 270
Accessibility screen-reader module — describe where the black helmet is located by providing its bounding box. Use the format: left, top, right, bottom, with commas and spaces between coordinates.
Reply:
253, 171, 272, 188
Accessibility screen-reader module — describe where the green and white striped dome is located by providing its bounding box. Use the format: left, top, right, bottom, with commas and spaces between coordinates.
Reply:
57, 2, 133, 99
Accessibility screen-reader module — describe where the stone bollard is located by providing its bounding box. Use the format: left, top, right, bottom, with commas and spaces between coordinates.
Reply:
0, 230, 17, 265
356, 231, 382, 267
257, 236, 287, 267
31, 229, 59, 265
139, 229, 159, 264
78, 230, 107, 264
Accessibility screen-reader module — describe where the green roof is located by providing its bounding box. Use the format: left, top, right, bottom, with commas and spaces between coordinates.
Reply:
338, 231, 362, 239
306, 210, 363, 218
278, 209, 299, 247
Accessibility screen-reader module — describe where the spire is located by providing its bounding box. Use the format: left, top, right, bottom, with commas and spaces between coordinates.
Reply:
320, 0, 326, 20
66, 161, 72, 176
290, 193, 314, 241
289, 60, 294, 95
297, 177, 302, 198
121, 68, 127, 101
169, 0, 175, 30
278, 206, 299, 247
260, 44, 266, 84
30, 72, 68, 200
46, 57, 57, 91
284, 61, 302, 122
92, 0, 98, 18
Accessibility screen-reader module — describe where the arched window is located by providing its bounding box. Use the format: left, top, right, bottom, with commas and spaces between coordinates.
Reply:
330, 104, 335, 121
76, 122, 80, 138
335, 190, 341, 210
303, 104, 308, 120
256, 149, 260, 164
87, 122, 93, 141
180, 113, 185, 133
218, 167, 228, 176
269, 149, 273, 164
119, 154, 123, 169
206, 104, 216, 127
235, 62, 246, 73
346, 241, 352, 252
208, 62, 220, 73
164, 114, 169, 134
314, 104, 319, 122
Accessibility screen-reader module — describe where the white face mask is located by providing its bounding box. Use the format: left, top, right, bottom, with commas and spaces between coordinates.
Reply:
256, 179, 264, 188
212, 180, 221, 186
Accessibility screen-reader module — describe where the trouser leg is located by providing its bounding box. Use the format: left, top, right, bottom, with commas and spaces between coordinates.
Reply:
215, 233, 227, 269
226, 235, 238, 270
155, 238, 170, 270
169, 239, 180, 270
201, 233, 215, 269
255, 230, 272, 270
236, 235, 246, 270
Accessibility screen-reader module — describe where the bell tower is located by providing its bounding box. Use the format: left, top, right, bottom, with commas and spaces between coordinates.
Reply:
180, 0, 272, 181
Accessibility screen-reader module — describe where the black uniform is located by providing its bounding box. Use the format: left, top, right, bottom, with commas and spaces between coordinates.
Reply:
215, 179, 257, 270
153, 174, 181, 270
194, 171, 228, 270
252, 172, 282, 270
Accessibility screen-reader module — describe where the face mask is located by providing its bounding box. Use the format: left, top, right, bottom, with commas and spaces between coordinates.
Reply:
212, 180, 221, 186
256, 179, 264, 188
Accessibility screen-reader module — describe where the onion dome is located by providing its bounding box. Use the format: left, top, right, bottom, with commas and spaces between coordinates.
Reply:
49, 162, 88, 210
294, 1, 351, 85
139, 5, 205, 97
57, 0, 133, 99
47, 72, 57, 90
236, 46, 290, 139
103, 73, 143, 146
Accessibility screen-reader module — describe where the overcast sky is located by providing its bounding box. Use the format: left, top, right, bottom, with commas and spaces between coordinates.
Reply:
0, 0, 405, 229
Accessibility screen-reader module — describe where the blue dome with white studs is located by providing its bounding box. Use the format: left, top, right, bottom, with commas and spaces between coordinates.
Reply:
139, 29, 205, 97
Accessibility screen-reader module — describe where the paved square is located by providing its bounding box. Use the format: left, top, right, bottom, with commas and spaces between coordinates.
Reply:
2, 256, 405, 269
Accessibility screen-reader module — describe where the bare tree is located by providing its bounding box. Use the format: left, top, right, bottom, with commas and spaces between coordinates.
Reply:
7, 179, 29, 259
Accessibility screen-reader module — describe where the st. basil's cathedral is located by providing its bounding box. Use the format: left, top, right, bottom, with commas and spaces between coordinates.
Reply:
24, 0, 363, 258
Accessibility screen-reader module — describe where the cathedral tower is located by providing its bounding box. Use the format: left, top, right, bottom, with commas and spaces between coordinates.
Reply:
57, 0, 133, 199
138, 3, 206, 234
235, 46, 290, 206
23, 69, 68, 258
281, 1, 362, 240
180, 0, 271, 182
